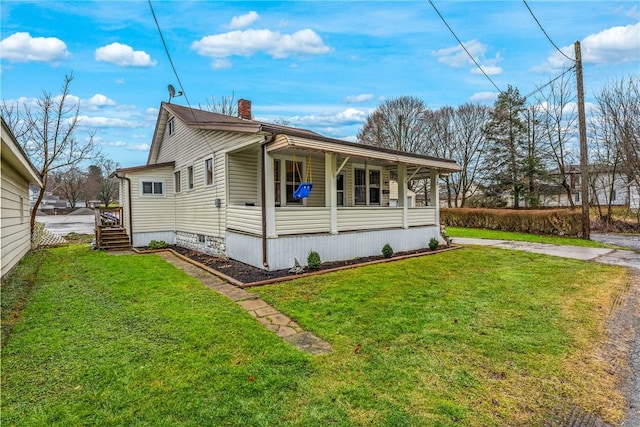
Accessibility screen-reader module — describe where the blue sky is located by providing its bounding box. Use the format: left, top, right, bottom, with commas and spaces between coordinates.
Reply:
1, 1, 639, 167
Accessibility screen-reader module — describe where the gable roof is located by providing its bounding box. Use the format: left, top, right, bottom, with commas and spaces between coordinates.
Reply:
1, 117, 42, 186
147, 102, 461, 172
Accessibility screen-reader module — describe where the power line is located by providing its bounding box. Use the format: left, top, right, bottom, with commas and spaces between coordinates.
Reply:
524, 65, 576, 100
428, 0, 503, 94
148, 0, 217, 153
522, 0, 575, 63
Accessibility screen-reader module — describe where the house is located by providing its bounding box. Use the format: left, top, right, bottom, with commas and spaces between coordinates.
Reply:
1, 117, 42, 279
539, 164, 637, 208
111, 100, 461, 271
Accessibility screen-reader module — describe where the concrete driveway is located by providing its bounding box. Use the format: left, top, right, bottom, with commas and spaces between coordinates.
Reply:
37, 214, 95, 236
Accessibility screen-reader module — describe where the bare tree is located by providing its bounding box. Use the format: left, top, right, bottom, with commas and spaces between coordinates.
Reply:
594, 76, 640, 223
1, 73, 96, 232
95, 157, 120, 207
201, 92, 237, 116
535, 70, 578, 208
52, 167, 86, 209
357, 96, 430, 154
424, 104, 490, 207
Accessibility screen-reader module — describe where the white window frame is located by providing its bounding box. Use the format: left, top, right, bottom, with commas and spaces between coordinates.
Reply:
273, 155, 307, 207
187, 165, 194, 191
168, 118, 175, 136
140, 179, 166, 197
352, 163, 382, 206
204, 156, 214, 187
174, 170, 182, 193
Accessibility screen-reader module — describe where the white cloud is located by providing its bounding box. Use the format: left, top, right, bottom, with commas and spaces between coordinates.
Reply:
432, 39, 503, 76
0, 32, 69, 63
229, 11, 259, 29
127, 144, 150, 151
288, 108, 367, 127
84, 94, 116, 109
191, 28, 330, 61
344, 93, 375, 103
470, 91, 498, 103
103, 141, 127, 147
538, 22, 640, 70
77, 115, 143, 128
95, 42, 157, 67
471, 64, 503, 76
212, 58, 232, 70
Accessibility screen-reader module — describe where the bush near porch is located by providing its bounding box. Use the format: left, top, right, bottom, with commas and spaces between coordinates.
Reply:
441, 208, 582, 236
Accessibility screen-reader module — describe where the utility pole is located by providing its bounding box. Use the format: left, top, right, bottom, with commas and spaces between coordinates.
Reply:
575, 41, 590, 239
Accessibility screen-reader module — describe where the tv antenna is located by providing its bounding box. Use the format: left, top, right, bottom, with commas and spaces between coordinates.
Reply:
167, 84, 183, 103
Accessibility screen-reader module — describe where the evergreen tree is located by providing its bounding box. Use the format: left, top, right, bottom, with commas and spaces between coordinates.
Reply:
483, 86, 528, 208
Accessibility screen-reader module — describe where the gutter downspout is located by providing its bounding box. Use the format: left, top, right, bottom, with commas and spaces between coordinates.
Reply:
114, 172, 133, 246
260, 132, 277, 269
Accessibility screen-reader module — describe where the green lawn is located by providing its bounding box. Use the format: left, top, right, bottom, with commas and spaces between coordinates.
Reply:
446, 226, 620, 248
2, 244, 629, 426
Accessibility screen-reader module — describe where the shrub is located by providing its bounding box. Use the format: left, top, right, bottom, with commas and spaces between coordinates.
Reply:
381, 243, 393, 258
440, 208, 582, 236
429, 237, 440, 251
148, 240, 169, 250
307, 251, 321, 270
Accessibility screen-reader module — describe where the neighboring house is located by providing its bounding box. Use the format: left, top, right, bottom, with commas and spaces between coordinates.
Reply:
388, 180, 415, 207
540, 165, 636, 208
112, 100, 461, 271
1, 117, 42, 279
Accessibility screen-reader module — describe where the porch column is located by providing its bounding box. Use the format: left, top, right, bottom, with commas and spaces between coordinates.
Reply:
325, 153, 338, 234
264, 151, 277, 237
398, 163, 408, 229
430, 169, 440, 225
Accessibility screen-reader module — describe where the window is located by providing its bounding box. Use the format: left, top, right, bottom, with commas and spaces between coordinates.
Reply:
611, 190, 617, 201
168, 118, 175, 136
274, 158, 304, 206
285, 160, 303, 204
354, 168, 366, 205
336, 173, 345, 206
204, 158, 214, 186
141, 180, 165, 196
354, 166, 382, 206
174, 171, 181, 193
369, 170, 381, 205
274, 159, 281, 206
575, 192, 580, 202
187, 166, 194, 190
197, 234, 205, 243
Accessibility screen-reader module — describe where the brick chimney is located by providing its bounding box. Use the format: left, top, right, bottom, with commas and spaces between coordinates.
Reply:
238, 99, 251, 120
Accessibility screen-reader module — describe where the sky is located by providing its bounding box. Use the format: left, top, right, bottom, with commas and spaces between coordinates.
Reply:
1, 1, 639, 168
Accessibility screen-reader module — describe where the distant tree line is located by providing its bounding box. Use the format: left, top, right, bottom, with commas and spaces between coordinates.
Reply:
357, 74, 639, 224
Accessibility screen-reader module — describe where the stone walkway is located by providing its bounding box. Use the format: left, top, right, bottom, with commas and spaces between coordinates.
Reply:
154, 251, 332, 355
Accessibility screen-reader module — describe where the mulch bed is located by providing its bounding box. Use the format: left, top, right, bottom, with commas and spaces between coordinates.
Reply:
168, 245, 440, 285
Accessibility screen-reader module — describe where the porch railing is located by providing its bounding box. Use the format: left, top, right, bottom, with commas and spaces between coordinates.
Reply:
94, 207, 124, 242
226, 205, 437, 237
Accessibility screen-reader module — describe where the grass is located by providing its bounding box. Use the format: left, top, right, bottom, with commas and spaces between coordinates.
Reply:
446, 226, 621, 248
2, 244, 630, 425
1, 246, 310, 426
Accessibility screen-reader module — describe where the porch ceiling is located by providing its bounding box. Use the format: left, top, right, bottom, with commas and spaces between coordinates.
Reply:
267, 134, 461, 173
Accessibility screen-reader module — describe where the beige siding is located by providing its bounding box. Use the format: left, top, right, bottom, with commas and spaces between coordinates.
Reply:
306, 154, 325, 207
127, 168, 176, 233
226, 206, 261, 235
154, 122, 262, 237
227, 150, 259, 205
1, 163, 31, 278
275, 207, 331, 235
337, 207, 403, 231
408, 207, 436, 226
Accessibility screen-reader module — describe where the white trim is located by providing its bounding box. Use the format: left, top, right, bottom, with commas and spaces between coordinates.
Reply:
352, 163, 382, 206
204, 156, 214, 187
174, 170, 182, 193
186, 164, 195, 191
139, 178, 166, 197
272, 154, 307, 207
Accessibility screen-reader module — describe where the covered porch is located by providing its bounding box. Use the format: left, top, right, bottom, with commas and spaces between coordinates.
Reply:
225, 133, 460, 270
